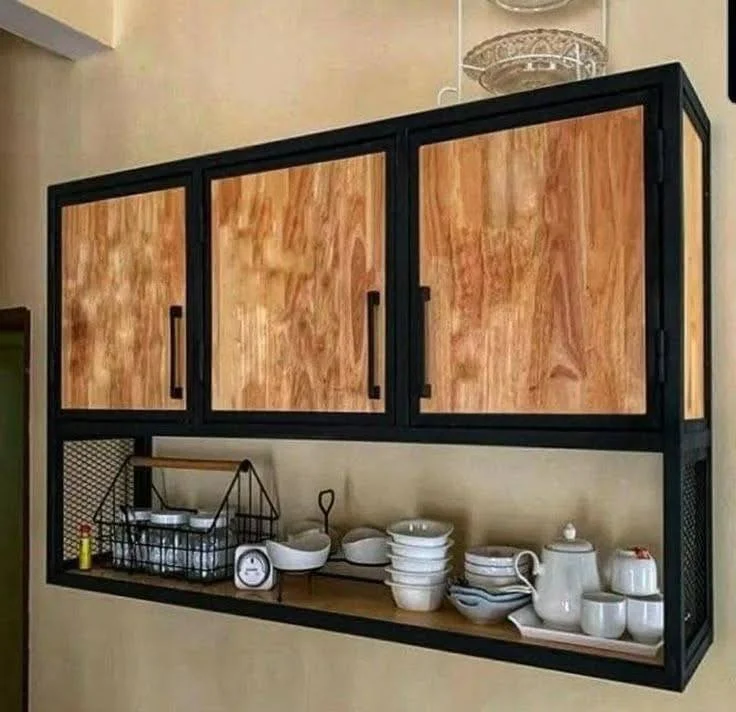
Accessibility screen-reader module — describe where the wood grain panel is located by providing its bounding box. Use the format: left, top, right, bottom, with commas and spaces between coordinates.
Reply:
211, 153, 385, 412
683, 114, 705, 420
74, 567, 663, 667
419, 107, 646, 415
61, 188, 186, 410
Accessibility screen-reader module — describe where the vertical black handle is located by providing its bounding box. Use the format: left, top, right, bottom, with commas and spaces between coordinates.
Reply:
418, 286, 432, 399
169, 305, 183, 400
318, 489, 335, 538
367, 290, 381, 400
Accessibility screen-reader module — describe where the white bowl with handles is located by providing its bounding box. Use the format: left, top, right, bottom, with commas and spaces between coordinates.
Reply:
387, 519, 454, 547
388, 554, 451, 573
266, 533, 331, 571
389, 540, 454, 560
341, 527, 389, 565
385, 580, 446, 612
385, 566, 452, 586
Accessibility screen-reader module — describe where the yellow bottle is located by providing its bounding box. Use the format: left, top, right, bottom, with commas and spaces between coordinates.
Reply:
79, 523, 92, 571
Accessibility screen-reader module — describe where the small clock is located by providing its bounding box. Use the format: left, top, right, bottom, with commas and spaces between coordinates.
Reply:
234, 543, 276, 591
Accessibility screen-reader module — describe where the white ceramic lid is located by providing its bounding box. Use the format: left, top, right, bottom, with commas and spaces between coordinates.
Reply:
188, 511, 228, 530
149, 510, 189, 526
545, 522, 594, 553
116, 508, 151, 522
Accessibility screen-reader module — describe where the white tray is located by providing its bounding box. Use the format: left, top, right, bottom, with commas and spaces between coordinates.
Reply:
508, 604, 663, 658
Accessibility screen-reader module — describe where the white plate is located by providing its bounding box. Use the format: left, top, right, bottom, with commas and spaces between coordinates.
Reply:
508, 604, 664, 658
448, 592, 531, 624
387, 519, 454, 547
390, 539, 454, 560
388, 554, 451, 573
464, 546, 524, 567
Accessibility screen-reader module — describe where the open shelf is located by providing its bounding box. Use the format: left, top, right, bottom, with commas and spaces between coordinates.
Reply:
60, 566, 665, 681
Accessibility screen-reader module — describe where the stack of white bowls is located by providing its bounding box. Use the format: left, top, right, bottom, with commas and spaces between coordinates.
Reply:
384, 519, 454, 612
463, 546, 530, 591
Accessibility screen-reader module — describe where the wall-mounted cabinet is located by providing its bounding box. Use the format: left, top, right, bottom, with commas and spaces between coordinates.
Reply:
47, 63, 711, 691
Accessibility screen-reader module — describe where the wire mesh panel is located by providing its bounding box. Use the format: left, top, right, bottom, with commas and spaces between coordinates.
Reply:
62, 439, 136, 561
682, 453, 708, 645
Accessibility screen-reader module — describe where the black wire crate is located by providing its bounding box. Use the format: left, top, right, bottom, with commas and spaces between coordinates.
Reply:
92, 456, 280, 583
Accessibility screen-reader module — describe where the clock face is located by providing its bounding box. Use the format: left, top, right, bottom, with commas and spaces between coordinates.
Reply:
236, 549, 271, 587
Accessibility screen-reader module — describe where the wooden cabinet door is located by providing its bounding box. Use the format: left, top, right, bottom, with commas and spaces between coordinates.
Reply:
209, 150, 387, 415
414, 105, 649, 419
61, 187, 187, 411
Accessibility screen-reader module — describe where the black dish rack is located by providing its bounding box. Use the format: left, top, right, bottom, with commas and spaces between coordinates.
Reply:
92, 456, 280, 583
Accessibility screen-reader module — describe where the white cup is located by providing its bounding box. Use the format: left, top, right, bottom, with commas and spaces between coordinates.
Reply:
581, 592, 626, 639
609, 548, 658, 597
627, 593, 664, 644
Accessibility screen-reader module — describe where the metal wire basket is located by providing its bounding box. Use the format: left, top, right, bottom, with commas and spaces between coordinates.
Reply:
463, 28, 607, 96
92, 456, 280, 583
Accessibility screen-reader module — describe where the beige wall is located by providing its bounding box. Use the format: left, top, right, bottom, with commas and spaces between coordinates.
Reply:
17, 0, 114, 45
0, 0, 734, 710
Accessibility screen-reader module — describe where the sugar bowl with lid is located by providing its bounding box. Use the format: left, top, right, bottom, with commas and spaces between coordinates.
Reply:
513, 522, 602, 630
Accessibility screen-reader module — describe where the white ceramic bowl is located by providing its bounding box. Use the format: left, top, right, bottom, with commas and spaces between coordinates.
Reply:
448, 591, 531, 624
388, 554, 451, 573
465, 571, 523, 589
389, 540, 454, 560
581, 592, 626, 639
286, 519, 340, 553
385, 580, 446, 612
387, 519, 454, 547
385, 566, 451, 586
464, 546, 523, 567
341, 527, 389, 565
266, 533, 331, 571
464, 561, 530, 577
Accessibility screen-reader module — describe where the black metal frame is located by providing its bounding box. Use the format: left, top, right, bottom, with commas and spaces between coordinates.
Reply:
46, 63, 712, 692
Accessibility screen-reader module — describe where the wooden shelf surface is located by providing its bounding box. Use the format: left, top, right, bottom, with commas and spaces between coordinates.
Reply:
69, 567, 663, 667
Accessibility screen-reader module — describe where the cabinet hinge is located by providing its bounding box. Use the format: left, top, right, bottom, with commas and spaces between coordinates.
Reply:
656, 129, 665, 184
656, 329, 666, 384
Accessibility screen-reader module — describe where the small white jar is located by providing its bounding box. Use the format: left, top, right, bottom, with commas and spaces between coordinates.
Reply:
148, 510, 189, 575
187, 512, 231, 581
112, 508, 150, 570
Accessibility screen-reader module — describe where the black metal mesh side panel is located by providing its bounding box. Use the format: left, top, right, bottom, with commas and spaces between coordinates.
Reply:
682, 454, 708, 645
62, 439, 135, 561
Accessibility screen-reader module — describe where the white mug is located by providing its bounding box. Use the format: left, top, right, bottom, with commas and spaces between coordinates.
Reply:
609, 548, 658, 597
627, 593, 664, 644
581, 592, 626, 639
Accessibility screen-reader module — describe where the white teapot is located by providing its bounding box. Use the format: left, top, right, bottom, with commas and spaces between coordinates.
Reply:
513, 522, 601, 630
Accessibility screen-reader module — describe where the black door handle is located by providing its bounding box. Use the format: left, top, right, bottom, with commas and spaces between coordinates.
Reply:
169, 305, 184, 400
367, 291, 381, 400
418, 287, 431, 399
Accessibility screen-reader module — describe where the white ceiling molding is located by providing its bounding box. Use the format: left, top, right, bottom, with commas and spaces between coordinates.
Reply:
0, 0, 112, 60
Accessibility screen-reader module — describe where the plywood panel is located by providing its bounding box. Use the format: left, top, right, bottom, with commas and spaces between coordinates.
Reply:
683, 114, 705, 420
211, 153, 385, 412
61, 188, 187, 410
74, 568, 663, 668
419, 107, 646, 415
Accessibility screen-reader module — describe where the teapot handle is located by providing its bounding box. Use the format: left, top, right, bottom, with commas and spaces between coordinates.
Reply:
514, 550, 541, 600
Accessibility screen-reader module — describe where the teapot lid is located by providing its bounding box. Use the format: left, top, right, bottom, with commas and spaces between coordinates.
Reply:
546, 523, 594, 553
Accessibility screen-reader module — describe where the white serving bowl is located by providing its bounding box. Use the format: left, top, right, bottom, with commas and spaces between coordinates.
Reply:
342, 527, 389, 565
464, 561, 530, 577
389, 540, 454, 560
385, 566, 452, 586
464, 545, 523, 567
266, 533, 331, 571
387, 519, 454, 547
465, 571, 524, 589
385, 580, 446, 612
388, 554, 451, 573
448, 591, 531, 624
